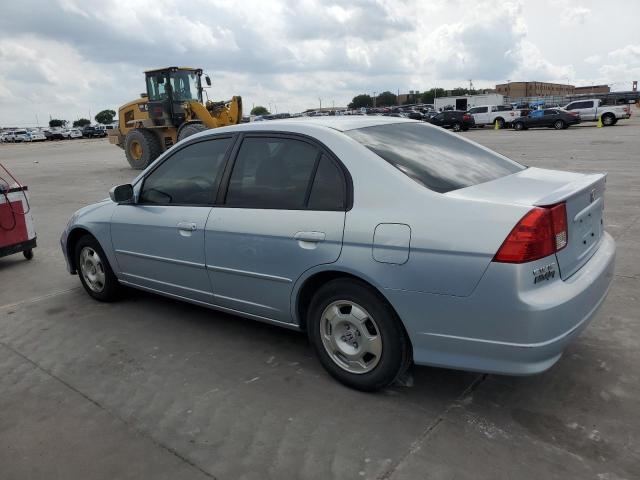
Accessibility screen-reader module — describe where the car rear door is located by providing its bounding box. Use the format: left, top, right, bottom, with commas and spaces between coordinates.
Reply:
110, 136, 233, 303
474, 106, 490, 124
205, 134, 348, 324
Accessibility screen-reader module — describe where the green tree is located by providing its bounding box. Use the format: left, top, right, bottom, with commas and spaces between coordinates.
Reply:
95, 109, 116, 125
347, 94, 373, 109
49, 119, 67, 128
375, 91, 397, 107
73, 118, 91, 128
250, 106, 270, 116
420, 88, 446, 104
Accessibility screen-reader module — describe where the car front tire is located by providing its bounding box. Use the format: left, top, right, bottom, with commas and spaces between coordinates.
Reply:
307, 279, 410, 391
74, 235, 121, 302
514, 122, 525, 131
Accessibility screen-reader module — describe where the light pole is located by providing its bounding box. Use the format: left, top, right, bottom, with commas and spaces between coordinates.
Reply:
318, 98, 322, 112
373, 91, 377, 108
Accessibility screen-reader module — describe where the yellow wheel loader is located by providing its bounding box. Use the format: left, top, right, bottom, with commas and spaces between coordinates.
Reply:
109, 67, 242, 169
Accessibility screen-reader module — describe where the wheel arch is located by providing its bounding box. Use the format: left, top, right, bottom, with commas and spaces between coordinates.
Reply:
66, 227, 93, 273
293, 268, 406, 335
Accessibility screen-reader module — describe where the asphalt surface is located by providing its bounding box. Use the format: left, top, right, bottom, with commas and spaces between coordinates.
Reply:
1, 114, 639, 480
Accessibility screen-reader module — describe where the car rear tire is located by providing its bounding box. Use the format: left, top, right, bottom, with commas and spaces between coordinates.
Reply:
554, 120, 565, 130
496, 117, 505, 129
177, 123, 207, 142
601, 114, 615, 126
75, 235, 121, 302
124, 129, 162, 170
514, 122, 525, 131
307, 279, 410, 391
452, 122, 462, 132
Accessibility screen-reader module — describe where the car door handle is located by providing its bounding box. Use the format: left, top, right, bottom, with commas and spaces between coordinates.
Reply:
177, 222, 197, 232
294, 231, 326, 242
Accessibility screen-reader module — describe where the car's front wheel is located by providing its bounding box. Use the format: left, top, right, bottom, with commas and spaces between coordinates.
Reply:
514, 121, 525, 131
307, 279, 410, 391
75, 235, 121, 302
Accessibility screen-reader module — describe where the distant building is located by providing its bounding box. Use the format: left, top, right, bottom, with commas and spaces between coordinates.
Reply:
495, 81, 574, 97
574, 84, 611, 94
434, 93, 504, 112
496, 81, 610, 98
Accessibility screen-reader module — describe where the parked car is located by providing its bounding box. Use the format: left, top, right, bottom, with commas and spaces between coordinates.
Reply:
67, 129, 83, 139
512, 109, 580, 130
563, 99, 631, 126
61, 116, 615, 391
468, 105, 521, 128
12, 130, 29, 142
0, 131, 15, 142
48, 128, 66, 140
26, 130, 46, 142
82, 125, 107, 138
426, 110, 474, 131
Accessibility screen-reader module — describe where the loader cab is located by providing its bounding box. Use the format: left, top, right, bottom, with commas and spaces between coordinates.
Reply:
144, 67, 204, 127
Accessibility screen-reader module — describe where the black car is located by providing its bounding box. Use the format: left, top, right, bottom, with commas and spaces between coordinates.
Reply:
512, 109, 580, 131
426, 110, 474, 131
82, 126, 107, 138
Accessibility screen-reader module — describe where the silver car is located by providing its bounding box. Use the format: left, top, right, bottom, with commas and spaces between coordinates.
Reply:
61, 117, 615, 391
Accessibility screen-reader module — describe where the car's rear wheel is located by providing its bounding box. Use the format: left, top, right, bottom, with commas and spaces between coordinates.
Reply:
496, 117, 505, 129
307, 279, 410, 391
601, 113, 615, 126
514, 121, 525, 131
554, 120, 565, 130
75, 235, 120, 302
452, 122, 462, 132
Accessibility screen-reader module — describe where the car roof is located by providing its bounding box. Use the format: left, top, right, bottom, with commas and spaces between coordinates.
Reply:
208, 115, 418, 135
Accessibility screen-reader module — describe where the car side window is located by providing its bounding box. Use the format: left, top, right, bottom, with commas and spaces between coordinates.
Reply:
308, 155, 346, 211
139, 137, 232, 205
468, 107, 478, 114
530, 110, 543, 118
476, 107, 488, 113
225, 137, 319, 209
543, 110, 558, 116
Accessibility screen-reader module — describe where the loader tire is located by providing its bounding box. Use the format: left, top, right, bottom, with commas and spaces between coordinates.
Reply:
177, 123, 207, 142
124, 129, 162, 170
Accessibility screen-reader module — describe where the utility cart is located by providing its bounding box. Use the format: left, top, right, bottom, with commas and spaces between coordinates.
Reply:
0, 163, 36, 260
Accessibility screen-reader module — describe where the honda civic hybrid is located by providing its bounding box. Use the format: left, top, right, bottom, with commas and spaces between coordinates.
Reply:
61, 116, 615, 391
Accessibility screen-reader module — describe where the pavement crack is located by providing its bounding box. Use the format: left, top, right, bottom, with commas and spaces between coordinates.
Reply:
0, 340, 218, 480
377, 373, 489, 480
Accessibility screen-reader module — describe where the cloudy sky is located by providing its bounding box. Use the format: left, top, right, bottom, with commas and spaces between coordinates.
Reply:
1, 0, 638, 126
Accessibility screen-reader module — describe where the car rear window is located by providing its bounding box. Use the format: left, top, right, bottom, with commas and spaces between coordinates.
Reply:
344, 123, 525, 193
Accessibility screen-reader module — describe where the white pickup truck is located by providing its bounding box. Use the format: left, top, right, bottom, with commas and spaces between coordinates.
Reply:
563, 99, 631, 126
467, 105, 521, 128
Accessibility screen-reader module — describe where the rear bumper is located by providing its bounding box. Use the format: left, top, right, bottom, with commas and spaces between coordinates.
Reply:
386, 232, 616, 375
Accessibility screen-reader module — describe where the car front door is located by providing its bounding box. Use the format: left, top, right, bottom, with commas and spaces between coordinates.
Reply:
205, 135, 348, 324
528, 110, 544, 127
110, 136, 233, 303
475, 106, 490, 124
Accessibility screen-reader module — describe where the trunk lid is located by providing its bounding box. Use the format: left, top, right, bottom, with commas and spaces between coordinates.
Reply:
447, 167, 606, 279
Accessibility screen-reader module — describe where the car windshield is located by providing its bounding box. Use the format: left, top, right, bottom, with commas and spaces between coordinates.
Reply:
345, 123, 525, 193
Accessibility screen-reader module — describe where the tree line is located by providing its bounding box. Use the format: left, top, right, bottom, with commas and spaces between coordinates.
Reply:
48, 109, 117, 129
348, 88, 483, 109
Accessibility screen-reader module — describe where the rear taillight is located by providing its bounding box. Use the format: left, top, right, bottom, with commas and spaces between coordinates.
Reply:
463, 114, 471, 120
494, 203, 568, 263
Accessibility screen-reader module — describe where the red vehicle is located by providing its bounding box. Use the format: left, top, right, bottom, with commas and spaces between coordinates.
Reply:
0, 163, 36, 260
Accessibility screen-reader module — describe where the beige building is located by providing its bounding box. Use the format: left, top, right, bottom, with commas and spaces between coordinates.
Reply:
496, 81, 610, 98
574, 84, 611, 94
495, 82, 574, 97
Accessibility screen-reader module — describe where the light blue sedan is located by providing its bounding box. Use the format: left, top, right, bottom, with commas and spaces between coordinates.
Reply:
61, 117, 615, 391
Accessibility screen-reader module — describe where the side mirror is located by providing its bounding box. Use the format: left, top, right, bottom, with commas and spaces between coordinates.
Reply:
205, 75, 212, 87
109, 184, 134, 203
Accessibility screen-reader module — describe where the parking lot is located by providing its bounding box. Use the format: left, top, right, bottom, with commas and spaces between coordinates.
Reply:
1, 117, 639, 479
